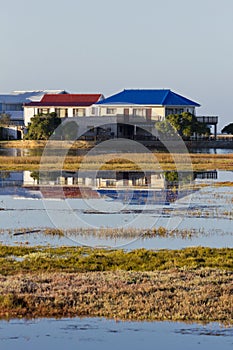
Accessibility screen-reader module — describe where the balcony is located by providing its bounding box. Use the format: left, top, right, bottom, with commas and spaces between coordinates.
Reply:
196, 116, 218, 125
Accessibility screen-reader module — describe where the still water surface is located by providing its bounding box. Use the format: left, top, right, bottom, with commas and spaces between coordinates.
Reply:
0, 170, 232, 249
0, 318, 232, 350
0, 147, 232, 156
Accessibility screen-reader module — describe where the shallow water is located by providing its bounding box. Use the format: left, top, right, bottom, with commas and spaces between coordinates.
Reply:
0, 170, 232, 248
190, 148, 233, 154
0, 169, 233, 349
0, 147, 232, 157
0, 147, 88, 157
0, 318, 232, 350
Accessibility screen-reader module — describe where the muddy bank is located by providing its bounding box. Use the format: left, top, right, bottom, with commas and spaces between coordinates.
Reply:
0, 269, 232, 324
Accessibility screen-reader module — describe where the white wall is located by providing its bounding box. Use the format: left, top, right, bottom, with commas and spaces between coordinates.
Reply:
24, 107, 36, 126
24, 106, 94, 125
97, 105, 166, 120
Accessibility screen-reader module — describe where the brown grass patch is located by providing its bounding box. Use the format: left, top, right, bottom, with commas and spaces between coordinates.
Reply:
0, 269, 232, 323
0, 152, 233, 171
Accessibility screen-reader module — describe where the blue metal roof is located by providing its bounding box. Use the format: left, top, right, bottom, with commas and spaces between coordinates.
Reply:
97, 89, 200, 107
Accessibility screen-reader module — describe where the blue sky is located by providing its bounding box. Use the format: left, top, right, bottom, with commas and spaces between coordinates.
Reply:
1, 0, 232, 129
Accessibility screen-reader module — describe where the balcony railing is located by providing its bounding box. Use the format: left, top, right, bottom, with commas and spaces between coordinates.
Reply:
196, 116, 218, 124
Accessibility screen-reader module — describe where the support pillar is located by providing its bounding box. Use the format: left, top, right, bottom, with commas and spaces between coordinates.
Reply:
134, 125, 137, 139
214, 124, 217, 139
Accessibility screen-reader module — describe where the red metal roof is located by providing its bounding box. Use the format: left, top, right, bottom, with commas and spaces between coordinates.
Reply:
25, 94, 103, 107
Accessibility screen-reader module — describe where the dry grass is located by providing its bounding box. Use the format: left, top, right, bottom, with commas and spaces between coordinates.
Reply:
0, 152, 233, 171
0, 245, 232, 322
0, 140, 94, 149
0, 269, 232, 323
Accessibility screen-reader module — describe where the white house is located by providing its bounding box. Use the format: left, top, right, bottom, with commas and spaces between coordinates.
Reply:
95, 89, 200, 120
94, 89, 218, 137
24, 93, 104, 126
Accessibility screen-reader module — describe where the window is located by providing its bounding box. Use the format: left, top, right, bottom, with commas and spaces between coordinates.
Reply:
106, 108, 117, 115
106, 180, 116, 187
55, 108, 68, 118
91, 107, 97, 115
186, 108, 194, 114
73, 108, 86, 117
166, 108, 184, 116
132, 108, 146, 117
5, 104, 23, 111
38, 108, 49, 115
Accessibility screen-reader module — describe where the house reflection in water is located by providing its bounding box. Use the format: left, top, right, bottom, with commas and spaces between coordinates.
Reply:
21, 170, 218, 205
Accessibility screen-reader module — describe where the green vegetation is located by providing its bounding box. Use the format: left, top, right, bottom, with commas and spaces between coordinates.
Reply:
0, 113, 10, 126
25, 112, 61, 140
0, 263, 232, 323
221, 122, 233, 134
0, 245, 232, 275
0, 245, 232, 322
156, 112, 210, 139
0, 114, 11, 141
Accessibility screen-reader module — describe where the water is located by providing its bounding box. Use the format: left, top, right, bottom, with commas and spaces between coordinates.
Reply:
0, 147, 88, 157
0, 318, 232, 350
190, 148, 233, 154
0, 170, 232, 248
0, 147, 232, 157
0, 169, 232, 348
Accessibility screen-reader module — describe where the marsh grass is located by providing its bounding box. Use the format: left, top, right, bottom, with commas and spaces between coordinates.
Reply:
1, 224, 232, 241
0, 140, 93, 149
0, 245, 232, 275
0, 226, 221, 240
0, 153, 233, 171
65, 227, 204, 239
0, 269, 232, 323
0, 245, 232, 322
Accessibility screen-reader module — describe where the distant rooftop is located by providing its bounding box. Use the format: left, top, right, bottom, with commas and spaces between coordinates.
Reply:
12, 90, 67, 95
97, 89, 200, 107
0, 90, 68, 104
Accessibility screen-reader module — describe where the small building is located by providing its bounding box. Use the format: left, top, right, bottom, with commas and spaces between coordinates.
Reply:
24, 93, 104, 126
